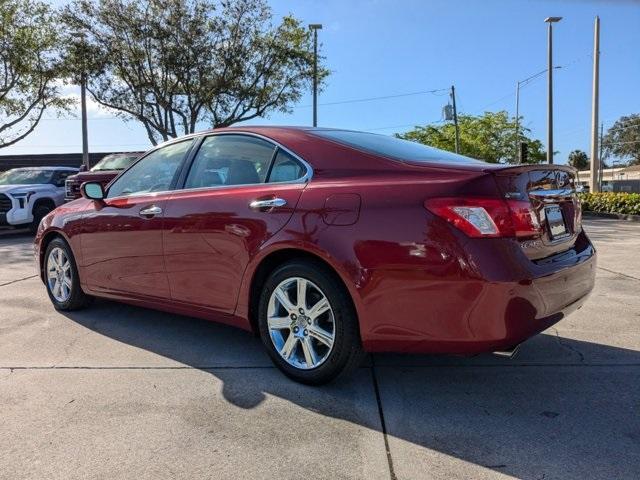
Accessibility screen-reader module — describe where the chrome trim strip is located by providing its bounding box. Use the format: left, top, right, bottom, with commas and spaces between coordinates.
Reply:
105, 131, 313, 201
529, 188, 575, 197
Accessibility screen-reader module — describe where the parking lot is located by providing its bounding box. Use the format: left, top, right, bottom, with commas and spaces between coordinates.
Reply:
0, 217, 638, 480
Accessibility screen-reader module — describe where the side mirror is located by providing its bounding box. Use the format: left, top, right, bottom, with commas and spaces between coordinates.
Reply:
81, 182, 105, 201
79, 164, 88, 172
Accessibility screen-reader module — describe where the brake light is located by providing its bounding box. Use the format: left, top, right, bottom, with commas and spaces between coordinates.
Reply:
425, 197, 540, 239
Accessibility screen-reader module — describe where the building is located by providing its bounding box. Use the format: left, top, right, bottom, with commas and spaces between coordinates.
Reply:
577, 165, 640, 193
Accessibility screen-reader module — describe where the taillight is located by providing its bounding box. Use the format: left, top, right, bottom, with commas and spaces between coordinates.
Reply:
425, 197, 541, 239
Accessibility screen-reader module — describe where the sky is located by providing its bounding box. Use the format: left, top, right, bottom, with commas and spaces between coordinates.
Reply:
3, 0, 640, 165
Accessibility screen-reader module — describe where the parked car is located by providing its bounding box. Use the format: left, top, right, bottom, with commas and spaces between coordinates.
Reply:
34, 127, 596, 384
0, 167, 78, 232
64, 153, 141, 201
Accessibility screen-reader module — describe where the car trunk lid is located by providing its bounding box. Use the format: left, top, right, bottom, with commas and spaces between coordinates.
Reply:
489, 164, 581, 259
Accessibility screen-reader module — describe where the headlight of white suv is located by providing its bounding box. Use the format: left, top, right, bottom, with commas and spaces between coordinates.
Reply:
9, 191, 36, 209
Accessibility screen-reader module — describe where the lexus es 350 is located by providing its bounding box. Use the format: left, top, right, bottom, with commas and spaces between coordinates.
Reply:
35, 127, 596, 384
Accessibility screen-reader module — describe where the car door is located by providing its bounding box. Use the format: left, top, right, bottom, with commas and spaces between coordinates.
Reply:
162, 134, 310, 313
79, 139, 194, 298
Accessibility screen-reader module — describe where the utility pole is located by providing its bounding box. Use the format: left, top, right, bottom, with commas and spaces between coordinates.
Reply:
450, 85, 460, 154
544, 16, 562, 164
589, 16, 601, 192
598, 122, 604, 189
80, 73, 89, 170
309, 24, 322, 127
515, 81, 520, 162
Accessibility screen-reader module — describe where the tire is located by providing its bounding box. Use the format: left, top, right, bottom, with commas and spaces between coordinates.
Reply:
257, 259, 364, 385
30, 204, 52, 233
43, 237, 92, 311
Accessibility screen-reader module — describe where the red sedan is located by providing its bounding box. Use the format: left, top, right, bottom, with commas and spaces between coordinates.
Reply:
34, 127, 596, 384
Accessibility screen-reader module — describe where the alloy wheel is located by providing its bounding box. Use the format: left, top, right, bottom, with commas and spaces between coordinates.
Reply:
47, 247, 73, 303
267, 276, 335, 370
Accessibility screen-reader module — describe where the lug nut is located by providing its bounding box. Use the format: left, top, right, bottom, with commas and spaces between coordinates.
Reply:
293, 326, 299, 333
299, 308, 305, 314
291, 313, 297, 320
303, 329, 308, 336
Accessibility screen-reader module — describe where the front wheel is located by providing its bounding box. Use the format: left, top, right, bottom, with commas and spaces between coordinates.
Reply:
30, 204, 52, 233
258, 259, 364, 385
44, 238, 92, 311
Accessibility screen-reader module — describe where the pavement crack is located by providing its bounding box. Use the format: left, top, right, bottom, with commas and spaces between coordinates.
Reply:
370, 357, 397, 480
0, 274, 38, 287
552, 328, 585, 363
597, 266, 640, 282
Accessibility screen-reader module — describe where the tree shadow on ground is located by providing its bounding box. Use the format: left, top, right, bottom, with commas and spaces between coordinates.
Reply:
62, 299, 640, 480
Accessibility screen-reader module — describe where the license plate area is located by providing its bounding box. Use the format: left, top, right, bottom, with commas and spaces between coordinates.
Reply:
545, 205, 568, 240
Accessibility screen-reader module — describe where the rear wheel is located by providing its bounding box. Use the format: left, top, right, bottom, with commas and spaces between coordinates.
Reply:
44, 238, 92, 311
257, 259, 364, 384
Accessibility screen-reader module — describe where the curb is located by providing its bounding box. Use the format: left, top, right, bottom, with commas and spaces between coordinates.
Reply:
583, 211, 640, 222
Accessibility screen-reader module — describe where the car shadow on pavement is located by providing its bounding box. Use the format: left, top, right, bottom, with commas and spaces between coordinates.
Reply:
61, 299, 640, 480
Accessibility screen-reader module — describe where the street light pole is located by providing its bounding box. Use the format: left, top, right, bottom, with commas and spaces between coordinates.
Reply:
309, 24, 322, 127
544, 16, 562, 164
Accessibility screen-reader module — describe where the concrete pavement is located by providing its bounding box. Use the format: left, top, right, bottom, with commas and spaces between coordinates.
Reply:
0, 218, 639, 479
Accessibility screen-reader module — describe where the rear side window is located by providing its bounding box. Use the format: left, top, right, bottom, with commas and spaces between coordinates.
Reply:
268, 150, 305, 183
185, 135, 276, 189
311, 130, 482, 165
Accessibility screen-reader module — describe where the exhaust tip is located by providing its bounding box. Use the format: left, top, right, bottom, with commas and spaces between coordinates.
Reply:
493, 343, 521, 359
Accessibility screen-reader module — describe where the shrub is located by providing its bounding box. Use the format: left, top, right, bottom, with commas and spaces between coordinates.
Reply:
579, 192, 640, 216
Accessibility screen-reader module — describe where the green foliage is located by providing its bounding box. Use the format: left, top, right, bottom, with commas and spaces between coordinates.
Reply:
61, 0, 328, 145
396, 111, 545, 164
568, 150, 589, 170
0, 0, 71, 148
579, 192, 640, 216
602, 114, 640, 166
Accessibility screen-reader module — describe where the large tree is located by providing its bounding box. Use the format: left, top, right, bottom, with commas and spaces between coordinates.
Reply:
396, 111, 546, 164
61, 0, 326, 145
602, 114, 640, 166
0, 0, 70, 149
568, 149, 589, 170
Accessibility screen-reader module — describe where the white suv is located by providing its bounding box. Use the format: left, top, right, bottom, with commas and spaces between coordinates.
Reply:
0, 167, 78, 232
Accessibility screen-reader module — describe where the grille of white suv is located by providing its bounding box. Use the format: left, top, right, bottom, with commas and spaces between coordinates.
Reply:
0, 194, 12, 214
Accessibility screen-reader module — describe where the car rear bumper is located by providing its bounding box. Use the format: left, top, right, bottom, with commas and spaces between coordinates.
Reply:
359, 231, 596, 354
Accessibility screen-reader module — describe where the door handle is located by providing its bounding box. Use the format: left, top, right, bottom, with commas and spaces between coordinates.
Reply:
249, 198, 287, 210
139, 205, 163, 217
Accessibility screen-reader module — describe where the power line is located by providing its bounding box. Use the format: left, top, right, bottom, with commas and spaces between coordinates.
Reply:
40, 88, 451, 120
364, 119, 444, 132
294, 88, 448, 108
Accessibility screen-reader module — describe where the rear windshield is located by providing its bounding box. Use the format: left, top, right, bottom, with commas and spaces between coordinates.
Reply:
311, 130, 483, 165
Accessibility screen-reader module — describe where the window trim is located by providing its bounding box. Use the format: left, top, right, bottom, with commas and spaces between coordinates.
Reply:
175, 132, 313, 194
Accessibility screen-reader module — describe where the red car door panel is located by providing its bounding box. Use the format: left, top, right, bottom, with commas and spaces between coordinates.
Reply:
163, 183, 304, 312
78, 138, 194, 298
80, 195, 170, 298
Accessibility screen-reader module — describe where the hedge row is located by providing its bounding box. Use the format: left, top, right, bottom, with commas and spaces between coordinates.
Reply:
579, 192, 640, 216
